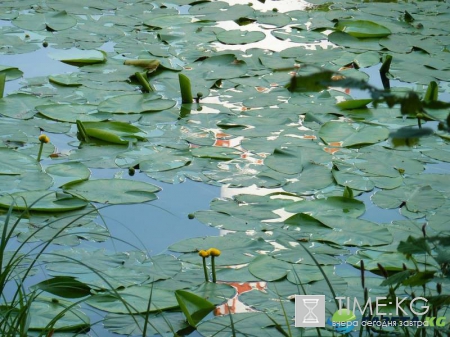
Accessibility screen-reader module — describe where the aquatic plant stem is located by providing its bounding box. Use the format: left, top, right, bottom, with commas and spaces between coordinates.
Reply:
211, 256, 217, 283
202, 257, 209, 282
37, 142, 44, 162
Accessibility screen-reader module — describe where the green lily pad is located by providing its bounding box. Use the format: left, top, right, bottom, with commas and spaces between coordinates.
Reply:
0, 148, 41, 175
49, 49, 106, 65
216, 30, 266, 45
63, 179, 161, 204
46, 162, 91, 187
248, 255, 291, 281
80, 121, 147, 145
28, 296, 89, 331
334, 19, 391, 38
0, 190, 88, 212
372, 185, 445, 213
13, 10, 77, 31
285, 196, 365, 218
264, 148, 303, 175
0, 65, 23, 81
98, 93, 176, 114
36, 104, 110, 123
0, 93, 48, 119
86, 286, 179, 314
336, 98, 372, 110
191, 146, 240, 160
49, 73, 82, 87
319, 121, 389, 147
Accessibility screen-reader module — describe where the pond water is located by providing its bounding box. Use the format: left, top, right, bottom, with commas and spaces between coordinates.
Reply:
1, 1, 449, 336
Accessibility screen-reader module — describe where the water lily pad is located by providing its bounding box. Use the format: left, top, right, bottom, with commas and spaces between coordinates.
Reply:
191, 146, 240, 161
28, 296, 89, 331
13, 10, 77, 31
78, 120, 147, 145
264, 147, 303, 175
0, 93, 47, 119
103, 311, 187, 336
285, 196, 365, 218
0, 148, 41, 175
48, 73, 82, 87
37, 104, 110, 123
0, 65, 23, 81
64, 179, 161, 204
217, 30, 265, 45
336, 98, 372, 110
328, 31, 382, 50
288, 214, 393, 247
87, 286, 179, 314
0, 190, 88, 212
319, 121, 389, 147
372, 185, 445, 213
334, 19, 391, 38
46, 162, 91, 187
249, 255, 291, 281
49, 49, 106, 65
98, 93, 176, 114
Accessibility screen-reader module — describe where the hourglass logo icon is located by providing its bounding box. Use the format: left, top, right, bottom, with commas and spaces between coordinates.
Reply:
295, 295, 325, 327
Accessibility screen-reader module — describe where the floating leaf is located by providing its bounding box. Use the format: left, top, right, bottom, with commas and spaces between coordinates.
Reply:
49, 49, 106, 65
79, 120, 147, 145
334, 19, 391, 38
248, 255, 291, 281
0, 148, 41, 175
336, 98, 372, 110
264, 148, 302, 175
98, 93, 176, 114
0, 93, 47, 119
372, 185, 445, 213
37, 104, 110, 123
13, 11, 77, 31
319, 121, 389, 147
28, 296, 90, 331
49, 73, 82, 87
285, 196, 365, 218
191, 146, 240, 160
64, 179, 160, 204
0, 65, 23, 81
33, 276, 92, 298
86, 286, 178, 314
46, 162, 91, 187
0, 191, 88, 212
216, 30, 265, 45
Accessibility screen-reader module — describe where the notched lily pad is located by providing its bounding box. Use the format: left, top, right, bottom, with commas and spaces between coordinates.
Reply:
64, 179, 161, 204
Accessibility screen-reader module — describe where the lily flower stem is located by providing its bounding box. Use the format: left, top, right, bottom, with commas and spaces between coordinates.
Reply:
211, 256, 217, 283
202, 257, 209, 283
37, 142, 44, 162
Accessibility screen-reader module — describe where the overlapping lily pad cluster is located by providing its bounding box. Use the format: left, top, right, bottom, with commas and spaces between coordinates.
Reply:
0, 0, 449, 335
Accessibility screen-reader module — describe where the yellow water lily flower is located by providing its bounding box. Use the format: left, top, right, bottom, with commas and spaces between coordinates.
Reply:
198, 250, 210, 258
208, 248, 221, 257
38, 134, 50, 143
